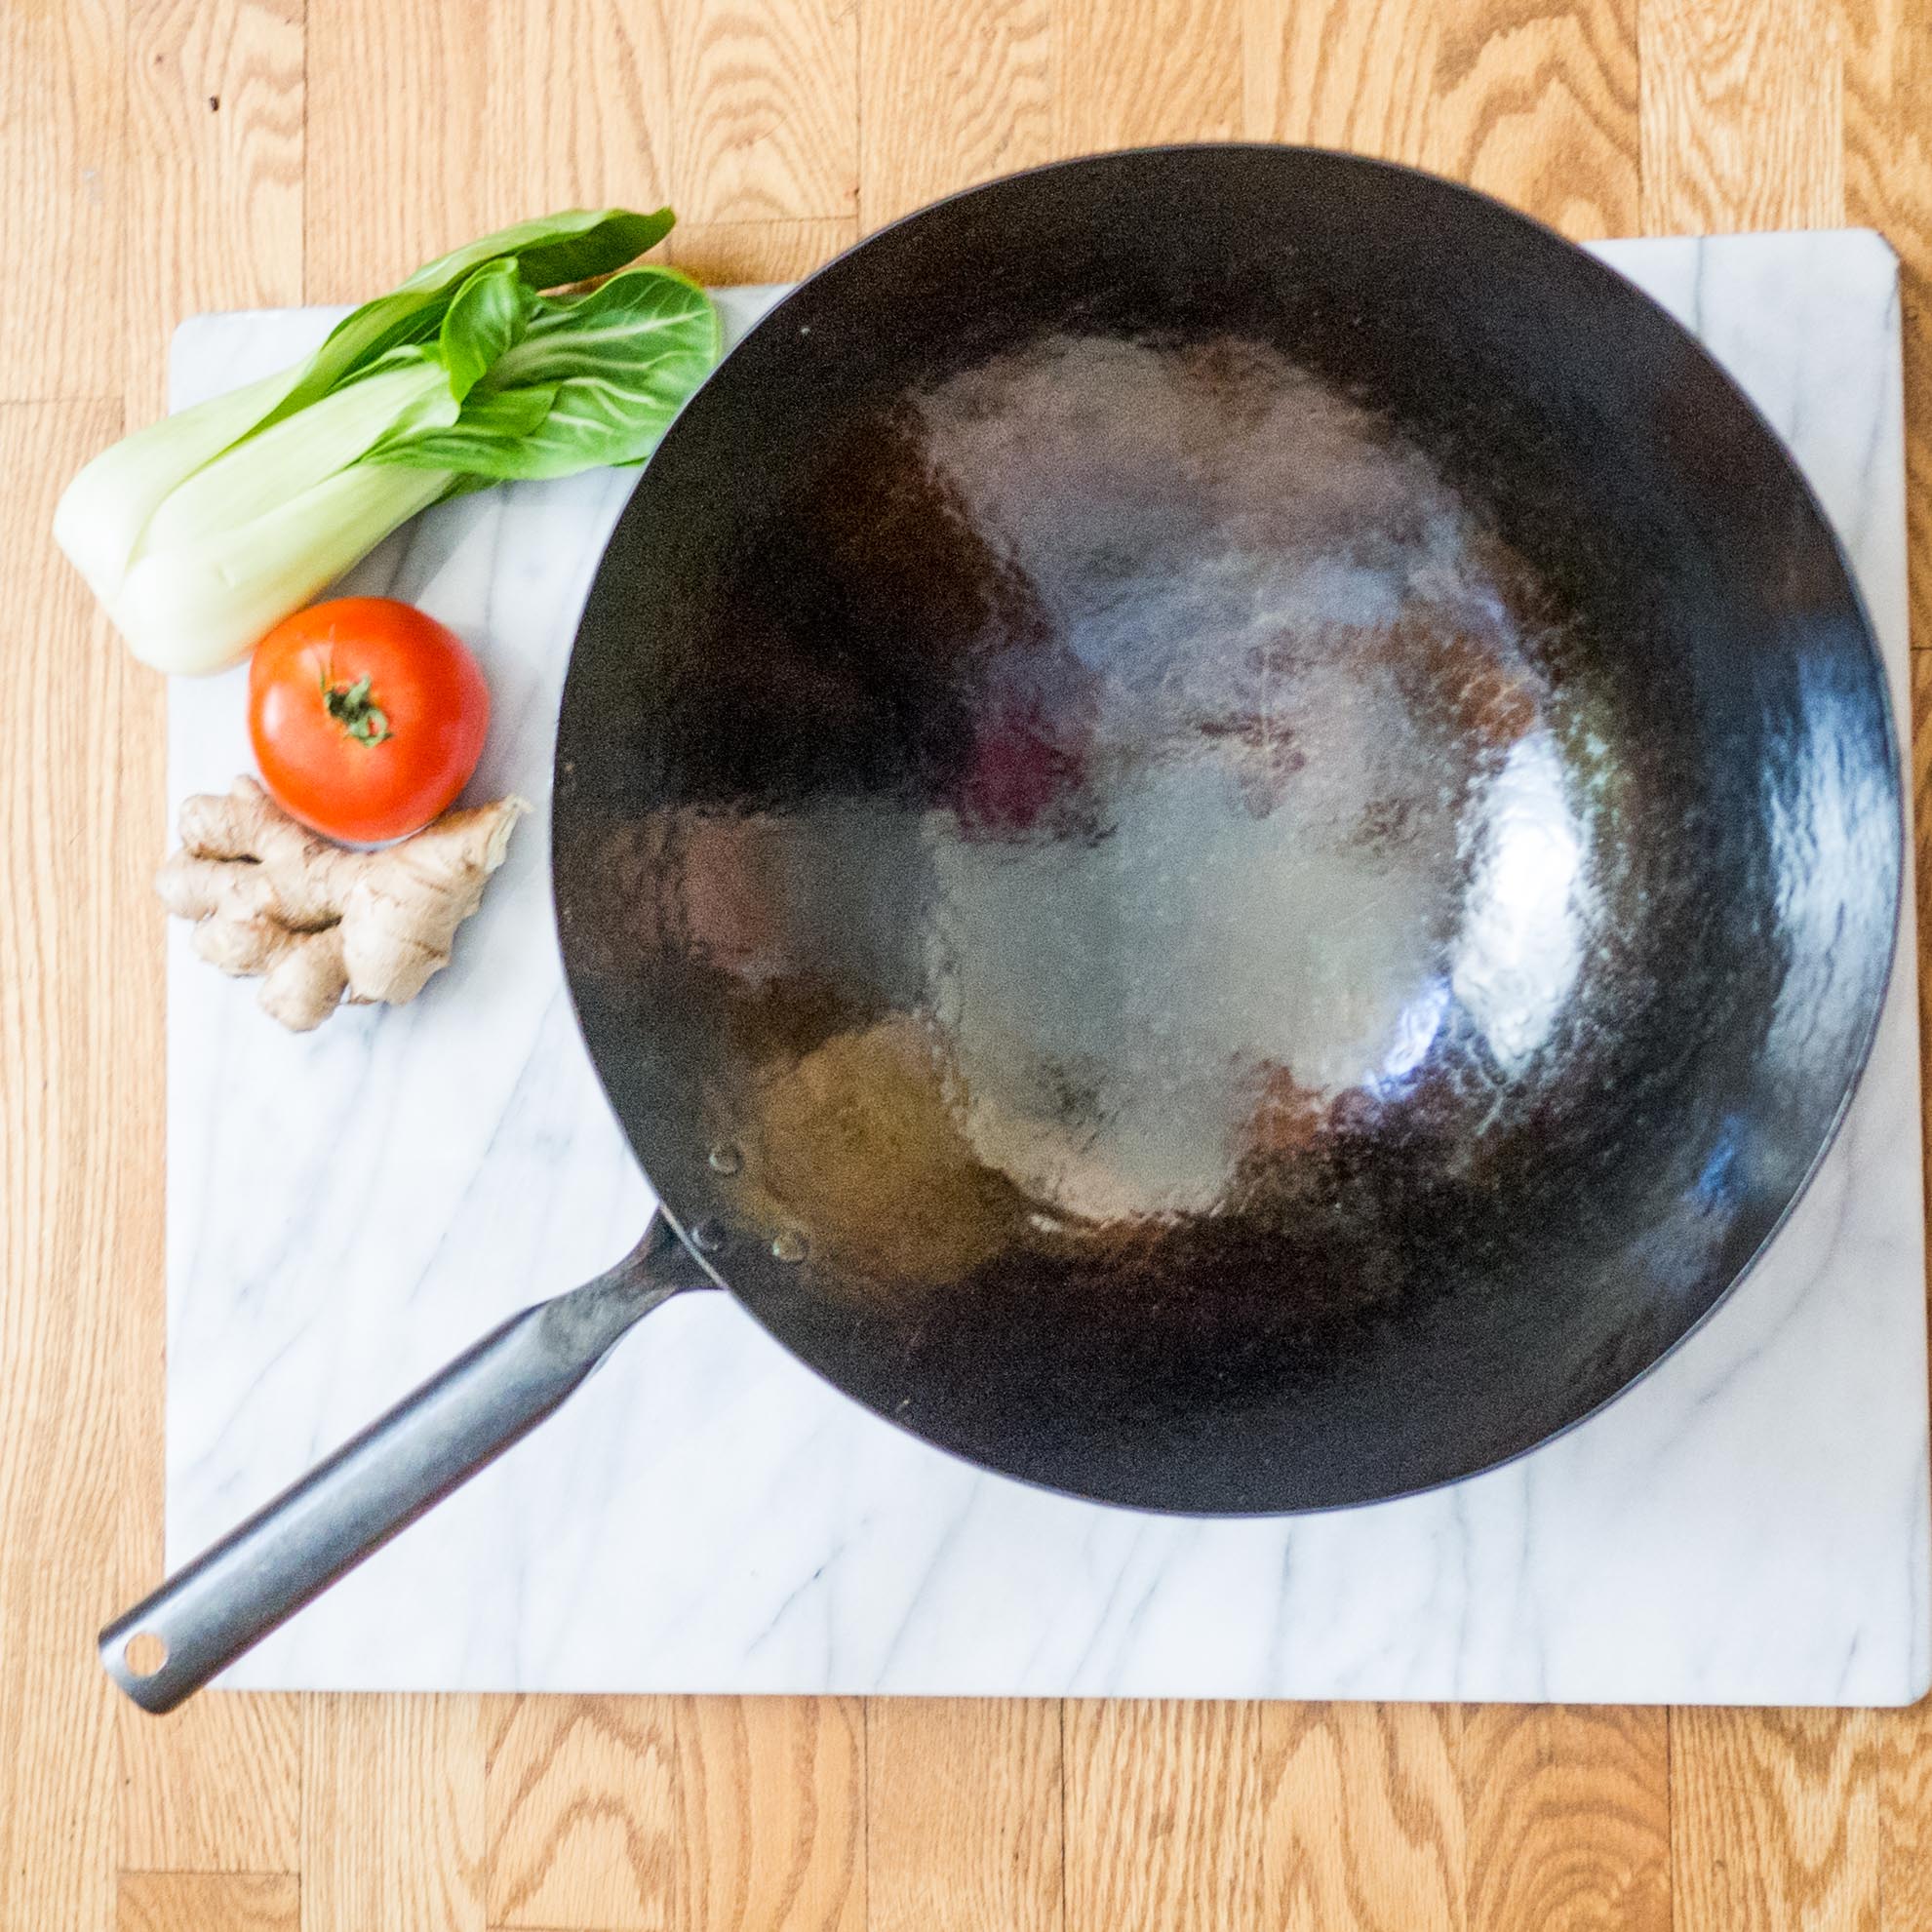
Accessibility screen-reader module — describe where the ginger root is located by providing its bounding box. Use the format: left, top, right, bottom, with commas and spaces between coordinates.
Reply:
158, 776, 528, 1031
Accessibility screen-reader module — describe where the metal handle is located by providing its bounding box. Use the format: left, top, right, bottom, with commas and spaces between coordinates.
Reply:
101, 1213, 712, 1714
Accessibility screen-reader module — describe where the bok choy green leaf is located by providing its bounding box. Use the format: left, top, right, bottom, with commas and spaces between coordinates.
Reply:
377, 267, 719, 482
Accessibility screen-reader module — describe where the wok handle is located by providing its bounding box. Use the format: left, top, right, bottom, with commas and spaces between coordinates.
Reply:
101, 1214, 711, 1715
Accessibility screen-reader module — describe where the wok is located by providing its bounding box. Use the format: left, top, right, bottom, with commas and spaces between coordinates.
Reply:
103, 147, 1901, 1713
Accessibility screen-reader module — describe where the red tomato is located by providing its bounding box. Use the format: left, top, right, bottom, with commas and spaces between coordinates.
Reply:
249, 598, 491, 845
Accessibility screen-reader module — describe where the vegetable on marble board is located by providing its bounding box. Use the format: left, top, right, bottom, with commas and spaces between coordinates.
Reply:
158, 776, 526, 1031
55, 206, 721, 675
249, 598, 492, 845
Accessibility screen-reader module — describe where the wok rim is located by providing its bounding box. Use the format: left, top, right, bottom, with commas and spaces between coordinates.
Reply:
553, 143, 1907, 1517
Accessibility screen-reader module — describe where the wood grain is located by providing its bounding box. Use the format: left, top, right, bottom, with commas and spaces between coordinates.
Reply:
1639, 0, 1844, 232
1673, 1708, 1880, 1931
1056, 0, 1243, 152
664, 216, 858, 282
125, 0, 303, 416
118, 1695, 302, 1873
867, 1700, 1063, 1932
0, 0, 122, 399
1242, 0, 1639, 233
1261, 1705, 1463, 1932
486, 1696, 681, 1930
486, 0, 676, 228
1063, 1701, 1264, 1931
118, 1872, 299, 1932
0, 398, 141, 1932
679, 1696, 865, 1931
1880, 1695, 1932, 1932
1241, 0, 1438, 162
486, 1693, 863, 1931
1434, 0, 1639, 237
670, 0, 859, 222
304, 0, 496, 300
303, 1695, 486, 1932
859, 0, 1055, 225
1464, 1707, 1670, 1932
306, 0, 676, 305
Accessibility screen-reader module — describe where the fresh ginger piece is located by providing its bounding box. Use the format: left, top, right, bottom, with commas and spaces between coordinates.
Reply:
158, 775, 527, 1030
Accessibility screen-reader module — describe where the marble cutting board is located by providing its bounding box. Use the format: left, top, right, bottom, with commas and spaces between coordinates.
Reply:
167, 230, 1930, 1705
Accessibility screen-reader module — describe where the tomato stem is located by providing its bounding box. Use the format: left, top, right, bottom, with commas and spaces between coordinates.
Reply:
320, 667, 393, 749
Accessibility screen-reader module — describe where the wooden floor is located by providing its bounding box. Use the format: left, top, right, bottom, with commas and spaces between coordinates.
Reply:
6, 0, 1932, 1925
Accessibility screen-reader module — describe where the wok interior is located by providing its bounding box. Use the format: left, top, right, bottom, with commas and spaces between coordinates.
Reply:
557, 149, 1898, 1509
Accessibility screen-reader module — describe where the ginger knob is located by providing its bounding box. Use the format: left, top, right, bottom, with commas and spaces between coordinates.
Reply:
158, 776, 527, 1030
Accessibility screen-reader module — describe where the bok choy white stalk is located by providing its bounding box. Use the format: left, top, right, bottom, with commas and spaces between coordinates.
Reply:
55, 207, 720, 674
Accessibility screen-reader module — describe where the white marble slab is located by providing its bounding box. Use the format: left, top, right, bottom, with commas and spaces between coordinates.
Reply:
167, 232, 1929, 1705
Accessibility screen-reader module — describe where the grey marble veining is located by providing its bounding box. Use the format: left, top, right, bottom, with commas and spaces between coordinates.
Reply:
166, 233, 1929, 1703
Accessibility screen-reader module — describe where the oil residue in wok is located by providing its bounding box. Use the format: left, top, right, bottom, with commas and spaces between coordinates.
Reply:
659, 330, 1659, 1330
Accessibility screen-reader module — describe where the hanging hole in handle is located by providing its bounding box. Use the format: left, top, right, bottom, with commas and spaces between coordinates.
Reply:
123, 1631, 169, 1677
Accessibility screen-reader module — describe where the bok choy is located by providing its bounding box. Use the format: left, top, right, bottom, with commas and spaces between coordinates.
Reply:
56, 207, 720, 674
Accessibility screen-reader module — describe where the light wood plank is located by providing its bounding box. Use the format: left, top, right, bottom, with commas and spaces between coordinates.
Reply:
487, 0, 676, 225
0, 394, 138, 1932
1260, 1705, 1462, 1932
304, 0, 519, 297
1638, 0, 1844, 233
1672, 1708, 1879, 1932
306, 0, 674, 305
867, 1699, 1063, 1932
1464, 1707, 1669, 1932
125, 0, 303, 417
120, 1694, 302, 1873
1241, 0, 1438, 162
1843, 0, 1932, 655
1063, 1700, 1264, 1932
670, 0, 859, 223
1433, 0, 1640, 237
0, 0, 123, 398
485, 1695, 680, 1931
665, 217, 859, 283
859, 0, 1055, 227
1879, 1695, 1932, 1932
302, 1694, 486, 1932
679, 1696, 865, 1932
1057, 0, 1242, 152
121, 1871, 300, 1932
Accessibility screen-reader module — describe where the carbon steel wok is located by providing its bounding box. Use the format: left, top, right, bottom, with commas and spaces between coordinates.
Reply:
104, 147, 1901, 1712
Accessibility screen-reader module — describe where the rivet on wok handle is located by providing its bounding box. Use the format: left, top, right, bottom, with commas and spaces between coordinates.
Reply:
99, 1214, 712, 1715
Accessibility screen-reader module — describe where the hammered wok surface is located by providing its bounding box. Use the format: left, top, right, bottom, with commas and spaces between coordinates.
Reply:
553, 147, 1900, 1512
